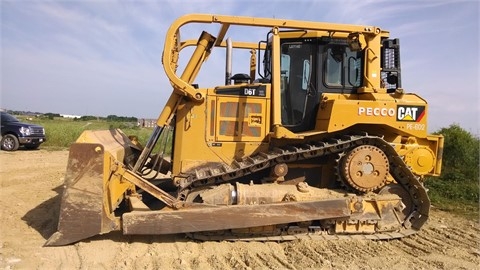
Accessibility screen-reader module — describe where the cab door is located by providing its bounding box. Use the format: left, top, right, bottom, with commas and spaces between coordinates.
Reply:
280, 41, 319, 132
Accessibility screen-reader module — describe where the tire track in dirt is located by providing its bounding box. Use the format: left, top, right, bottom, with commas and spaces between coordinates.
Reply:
419, 226, 480, 265
264, 242, 296, 269
200, 243, 233, 269
382, 225, 479, 269
285, 241, 326, 268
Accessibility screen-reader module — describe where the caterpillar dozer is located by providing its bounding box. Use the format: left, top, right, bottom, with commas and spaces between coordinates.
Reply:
46, 14, 443, 246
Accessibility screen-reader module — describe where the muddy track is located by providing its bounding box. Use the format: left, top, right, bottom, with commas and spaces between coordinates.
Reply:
0, 150, 478, 269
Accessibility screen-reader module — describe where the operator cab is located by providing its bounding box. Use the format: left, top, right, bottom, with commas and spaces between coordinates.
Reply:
261, 32, 364, 132
279, 37, 363, 132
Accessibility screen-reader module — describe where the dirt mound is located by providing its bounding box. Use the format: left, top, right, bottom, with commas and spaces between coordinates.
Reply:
1, 150, 478, 269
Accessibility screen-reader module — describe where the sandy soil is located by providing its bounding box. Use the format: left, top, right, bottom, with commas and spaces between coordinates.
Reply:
0, 149, 479, 270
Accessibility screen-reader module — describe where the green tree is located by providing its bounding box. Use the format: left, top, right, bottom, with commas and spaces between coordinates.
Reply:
435, 124, 479, 182
426, 124, 479, 215
106, 114, 137, 122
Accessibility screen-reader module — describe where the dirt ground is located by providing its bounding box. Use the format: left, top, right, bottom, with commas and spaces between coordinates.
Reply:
0, 149, 479, 270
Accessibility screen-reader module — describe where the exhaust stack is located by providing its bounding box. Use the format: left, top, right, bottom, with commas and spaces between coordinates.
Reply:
225, 37, 232, 85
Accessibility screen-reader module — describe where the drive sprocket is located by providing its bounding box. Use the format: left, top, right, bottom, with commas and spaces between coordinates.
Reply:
339, 145, 389, 192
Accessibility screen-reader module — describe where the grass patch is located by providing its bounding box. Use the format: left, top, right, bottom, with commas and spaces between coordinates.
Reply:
18, 116, 154, 149
426, 178, 479, 220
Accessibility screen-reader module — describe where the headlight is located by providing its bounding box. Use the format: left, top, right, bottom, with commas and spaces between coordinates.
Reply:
20, 127, 31, 135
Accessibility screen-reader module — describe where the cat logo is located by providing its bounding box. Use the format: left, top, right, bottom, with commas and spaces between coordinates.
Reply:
397, 106, 425, 122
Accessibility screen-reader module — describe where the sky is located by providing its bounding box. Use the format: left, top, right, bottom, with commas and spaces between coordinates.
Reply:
1, 0, 479, 133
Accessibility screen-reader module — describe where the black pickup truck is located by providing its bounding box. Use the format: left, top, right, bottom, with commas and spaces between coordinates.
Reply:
0, 112, 46, 151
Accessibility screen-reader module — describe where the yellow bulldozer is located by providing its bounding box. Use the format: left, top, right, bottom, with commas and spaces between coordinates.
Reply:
46, 14, 443, 246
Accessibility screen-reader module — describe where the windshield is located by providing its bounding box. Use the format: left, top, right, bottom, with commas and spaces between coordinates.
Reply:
1, 113, 20, 123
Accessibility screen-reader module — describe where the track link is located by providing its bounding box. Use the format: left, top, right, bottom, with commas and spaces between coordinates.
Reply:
187, 228, 419, 241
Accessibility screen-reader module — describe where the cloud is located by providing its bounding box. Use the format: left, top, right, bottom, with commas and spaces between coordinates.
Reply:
2, 44, 166, 117
1, 0, 478, 132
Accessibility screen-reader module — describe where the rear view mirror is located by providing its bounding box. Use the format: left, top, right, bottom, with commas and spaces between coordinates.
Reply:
347, 32, 366, 51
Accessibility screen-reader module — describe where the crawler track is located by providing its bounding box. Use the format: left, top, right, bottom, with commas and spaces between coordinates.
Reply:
178, 133, 430, 241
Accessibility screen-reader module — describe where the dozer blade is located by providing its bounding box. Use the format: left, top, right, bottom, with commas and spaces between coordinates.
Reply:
45, 143, 119, 246
46, 130, 136, 246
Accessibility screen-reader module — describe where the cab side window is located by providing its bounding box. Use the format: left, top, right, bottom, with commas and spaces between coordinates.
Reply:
324, 45, 362, 89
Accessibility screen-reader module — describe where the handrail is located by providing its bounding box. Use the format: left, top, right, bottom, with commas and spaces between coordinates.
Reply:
162, 14, 384, 102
